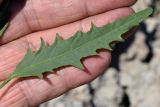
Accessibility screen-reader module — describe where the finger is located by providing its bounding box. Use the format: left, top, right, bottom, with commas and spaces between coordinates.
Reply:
0, 7, 134, 81
0, 51, 111, 107
1, 0, 137, 43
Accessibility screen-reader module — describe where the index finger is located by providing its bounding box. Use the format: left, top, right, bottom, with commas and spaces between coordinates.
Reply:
1, 0, 137, 44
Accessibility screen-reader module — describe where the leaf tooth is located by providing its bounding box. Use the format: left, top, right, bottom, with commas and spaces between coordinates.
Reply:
40, 38, 46, 48
74, 31, 83, 38
117, 36, 125, 42
72, 61, 84, 70
48, 34, 62, 55
90, 22, 98, 32
73, 31, 82, 39
36, 73, 43, 79
55, 33, 63, 44
27, 48, 34, 55
105, 45, 113, 51
82, 50, 97, 58
91, 50, 97, 56
50, 33, 63, 50
71, 31, 82, 48
82, 51, 97, 58
26, 48, 35, 58
36, 38, 46, 55
72, 51, 97, 70
120, 37, 125, 42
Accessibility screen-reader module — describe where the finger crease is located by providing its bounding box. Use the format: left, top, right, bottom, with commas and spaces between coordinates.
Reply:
22, 9, 33, 33
18, 80, 32, 107
30, 0, 43, 31
82, 0, 90, 17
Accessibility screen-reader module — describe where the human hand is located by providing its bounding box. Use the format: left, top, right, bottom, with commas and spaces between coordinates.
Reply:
0, 0, 136, 106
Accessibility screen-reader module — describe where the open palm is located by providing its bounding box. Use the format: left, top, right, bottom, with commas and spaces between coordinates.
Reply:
0, 0, 136, 107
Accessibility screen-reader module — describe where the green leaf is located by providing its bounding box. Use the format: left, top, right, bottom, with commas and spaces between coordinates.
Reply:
0, 0, 10, 37
0, 8, 153, 89
0, 22, 8, 36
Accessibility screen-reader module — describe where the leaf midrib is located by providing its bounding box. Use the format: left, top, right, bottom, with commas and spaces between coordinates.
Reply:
17, 14, 143, 73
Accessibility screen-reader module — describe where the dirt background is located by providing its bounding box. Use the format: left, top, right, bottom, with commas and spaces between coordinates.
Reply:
40, 0, 160, 107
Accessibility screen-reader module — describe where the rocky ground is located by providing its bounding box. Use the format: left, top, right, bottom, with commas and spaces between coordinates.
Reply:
40, 0, 160, 107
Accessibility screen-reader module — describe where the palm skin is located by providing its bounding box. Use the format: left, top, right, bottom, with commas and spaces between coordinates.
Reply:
0, 0, 136, 107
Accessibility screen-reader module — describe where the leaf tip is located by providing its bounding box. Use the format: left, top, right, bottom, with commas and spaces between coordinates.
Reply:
147, 7, 153, 15
36, 37, 46, 54
36, 74, 43, 79
119, 36, 125, 42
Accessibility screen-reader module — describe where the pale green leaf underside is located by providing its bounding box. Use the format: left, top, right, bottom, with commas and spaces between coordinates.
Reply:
0, 8, 153, 89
